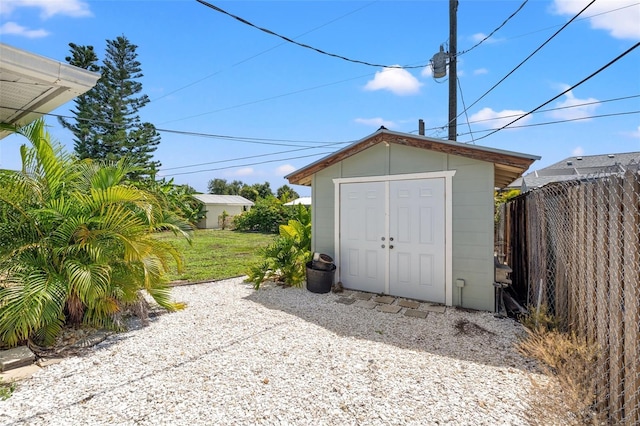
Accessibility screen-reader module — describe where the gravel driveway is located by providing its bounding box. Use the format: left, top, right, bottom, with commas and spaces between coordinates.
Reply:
0, 277, 557, 425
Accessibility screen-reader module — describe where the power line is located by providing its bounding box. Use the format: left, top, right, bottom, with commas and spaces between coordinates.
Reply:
163, 151, 333, 177
454, 0, 529, 58
152, 1, 379, 103
165, 109, 640, 177
196, 0, 429, 70
441, 0, 597, 134
7, 90, 638, 143
162, 108, 640, 174
1, 106, 354, 148
167, 1, 633, 127
456, 110, 640, 137
425, 94, 640, 132
462, 42, 640, 143
5, 94, 640, 156
160, 141, 350, 172
506, 2, 640, 41
159, 71, 373, 125
456, 77, 475, 144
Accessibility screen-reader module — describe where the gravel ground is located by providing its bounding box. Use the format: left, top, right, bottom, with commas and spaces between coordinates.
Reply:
0, 277, 560, 425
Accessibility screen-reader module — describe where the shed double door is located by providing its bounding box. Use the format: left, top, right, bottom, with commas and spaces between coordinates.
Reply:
339, 178, 445, 302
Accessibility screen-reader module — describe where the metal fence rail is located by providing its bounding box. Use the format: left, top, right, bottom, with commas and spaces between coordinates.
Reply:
498, 168, 639, 424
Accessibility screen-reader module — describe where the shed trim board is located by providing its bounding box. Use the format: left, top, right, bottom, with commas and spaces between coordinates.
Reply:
333, 171, 455, 305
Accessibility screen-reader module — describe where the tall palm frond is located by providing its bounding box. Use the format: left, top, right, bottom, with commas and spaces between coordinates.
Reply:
0, 119, 188, 347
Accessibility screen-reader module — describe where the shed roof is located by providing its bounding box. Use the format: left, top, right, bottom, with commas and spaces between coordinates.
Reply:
285, 128, 540, 188
193, 194, 254, 205
0, 43, 101, 140
284, 197, 312, 206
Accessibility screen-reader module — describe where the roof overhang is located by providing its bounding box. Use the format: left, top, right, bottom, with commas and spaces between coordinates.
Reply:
0, 43, 101, 139
286, 129, 540, 188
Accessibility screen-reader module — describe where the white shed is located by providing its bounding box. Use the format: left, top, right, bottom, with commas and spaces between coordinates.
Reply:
286, 128, 539, 311
193, 194, 254, 229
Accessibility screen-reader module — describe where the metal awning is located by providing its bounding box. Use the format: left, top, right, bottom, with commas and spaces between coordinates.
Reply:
0, 43, 100, 140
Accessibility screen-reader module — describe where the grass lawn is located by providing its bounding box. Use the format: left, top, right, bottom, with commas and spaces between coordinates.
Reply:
155, 229, 275, 283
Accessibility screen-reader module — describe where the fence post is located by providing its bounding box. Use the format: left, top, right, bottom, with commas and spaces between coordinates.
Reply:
608, 175, 624, 423
585, 182, 597, 344
595, 178, 610, 415
576, 183, 587, 335
622, 170, 639, 424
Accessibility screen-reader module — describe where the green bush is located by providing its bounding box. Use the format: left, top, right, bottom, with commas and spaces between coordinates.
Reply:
0, 120, 191, 347
233, 196, 297, 233
246, 205, 312, 288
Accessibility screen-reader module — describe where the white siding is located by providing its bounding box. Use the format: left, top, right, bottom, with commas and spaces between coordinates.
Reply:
197, 204, 247, 229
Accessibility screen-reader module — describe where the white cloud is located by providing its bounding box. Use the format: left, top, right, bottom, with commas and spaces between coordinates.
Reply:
0, 21, 48, 38
548, 88, 599, 121
354, 117, 396, 128
552, 0, 640, 40
473, 68, 488, 75
364, 66, 422, 95
623, 126, 640, 139
469, 107, 532, 129
572, 146, 585, 156
421, 66, 433, 78
234, 167, 254, 177
1, 0, 91, 18
275, 164, 296, 176
470, 32, 503, 44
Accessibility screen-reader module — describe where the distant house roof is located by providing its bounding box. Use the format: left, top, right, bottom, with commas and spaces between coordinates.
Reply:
509, 151, 640, 191
0, 43, 101, 140
284, 197, 311, 206
193, 194, 254, 205
285, 128, 540, 188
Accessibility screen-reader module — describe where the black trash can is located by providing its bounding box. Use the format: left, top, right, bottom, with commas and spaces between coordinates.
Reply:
306, 261, 336, 294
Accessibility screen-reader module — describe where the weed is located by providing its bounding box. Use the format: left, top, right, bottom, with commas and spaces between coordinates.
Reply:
0, 378, 16, 400
519, 303, 561, 332
517, 307, 603, 425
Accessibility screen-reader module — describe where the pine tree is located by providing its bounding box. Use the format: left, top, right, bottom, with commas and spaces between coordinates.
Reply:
58, 43, 102, 159
59, 36, 161, 180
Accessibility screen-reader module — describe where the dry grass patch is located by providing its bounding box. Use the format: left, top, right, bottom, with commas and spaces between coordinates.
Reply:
516, 308, 604, 425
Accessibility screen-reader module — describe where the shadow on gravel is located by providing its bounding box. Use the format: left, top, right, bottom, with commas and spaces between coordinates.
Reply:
243, 283, 538, 372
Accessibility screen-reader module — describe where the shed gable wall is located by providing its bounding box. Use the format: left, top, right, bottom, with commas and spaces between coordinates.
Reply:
198, 204, 246, 229
311, 142, 495, 311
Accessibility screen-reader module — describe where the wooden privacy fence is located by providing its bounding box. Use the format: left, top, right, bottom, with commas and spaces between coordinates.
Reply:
499, 169, 639, 425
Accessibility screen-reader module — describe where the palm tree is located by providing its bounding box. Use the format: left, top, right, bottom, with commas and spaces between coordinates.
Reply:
0, 120, 191, 347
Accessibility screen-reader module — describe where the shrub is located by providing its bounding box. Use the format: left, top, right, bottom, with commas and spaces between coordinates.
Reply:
0, 120, 191, 347
246, 205, 311, 288
233, 196, 296, 233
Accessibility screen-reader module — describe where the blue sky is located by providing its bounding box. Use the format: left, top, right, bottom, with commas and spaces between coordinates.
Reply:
1, 0, 639, 195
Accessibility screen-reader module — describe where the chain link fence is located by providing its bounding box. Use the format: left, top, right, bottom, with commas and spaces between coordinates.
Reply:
496, 165, 639, 424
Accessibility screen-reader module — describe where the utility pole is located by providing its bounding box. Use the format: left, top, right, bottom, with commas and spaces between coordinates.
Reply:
448, 0, 458, 141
